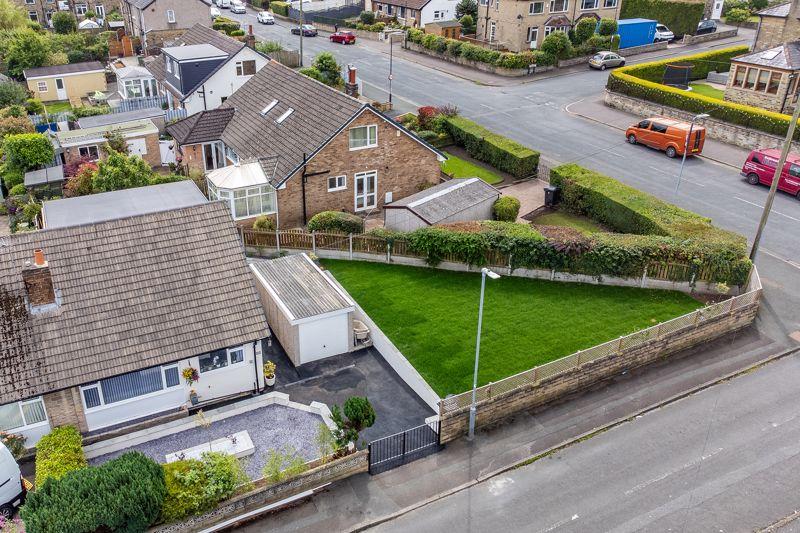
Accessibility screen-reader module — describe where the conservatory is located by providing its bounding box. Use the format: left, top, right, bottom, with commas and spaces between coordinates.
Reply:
206, 160, 278, 221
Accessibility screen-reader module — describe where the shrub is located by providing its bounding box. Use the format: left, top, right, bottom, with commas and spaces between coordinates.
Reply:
2, 133, 54, 171
161, 452, 248, 522
444, 115, 539, 178
620, 0, 703, 36
252, 214, 276, 231
597, 18, 617, 36
416, 129, 438, 142
65, 162, 98, 196
229, 29, 245, 36
493, 196, 520, 221
495, 52, 532, 69
456, 0, 478, 18
330, 397, 376, 448
256, 40, 284, 53
459, 14, 475, 34
359, 10, 375, 24
725, 7, 751, 24
271, 1, 289, 15
147, 173, 186, 185
447, 37, 464, 56
408, 27, 424, 44
418, 105, 438, 129
540, 30, 572, 60
307, 210, 363, 233
368, 21, 385, 32
0, 82, 27, 108
574, 17, 596, 44
429, 113, 448, 134
22, 452, 165, 533
0, 115, 34, 136
262, 446, 308, 483
70, 104, 110, 118
34, 426, 87, 485
24, 98, 43, 115
93, 151, 153, 192
8, 183, 26, 195
51, 11, 76, 34
0, 431, 26, 460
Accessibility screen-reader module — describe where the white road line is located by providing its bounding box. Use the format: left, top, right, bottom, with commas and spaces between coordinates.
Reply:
624, 448, 723, 496
762, 248, 800, 270
537, 514, 580, 533
734, 196, 800, 222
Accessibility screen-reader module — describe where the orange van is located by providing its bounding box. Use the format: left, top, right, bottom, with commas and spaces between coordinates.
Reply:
625, 117, 706, 158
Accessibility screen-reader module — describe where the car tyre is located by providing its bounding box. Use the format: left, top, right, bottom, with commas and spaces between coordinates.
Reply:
747, 173, 760, 185
619, 61, 625, 66
665, 146, 677, 158
600, 64, 607, 71
627, 134, 637, 144
0, 504, 13, 519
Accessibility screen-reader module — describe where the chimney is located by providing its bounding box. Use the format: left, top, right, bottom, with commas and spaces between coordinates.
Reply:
22, 249, 56, 308
245, 24, 256, 49
345, 64, 359, 98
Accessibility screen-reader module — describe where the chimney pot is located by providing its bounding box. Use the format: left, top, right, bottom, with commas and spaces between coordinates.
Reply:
33, 249, 46, 267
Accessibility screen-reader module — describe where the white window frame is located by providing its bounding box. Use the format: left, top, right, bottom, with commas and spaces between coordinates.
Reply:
37, 81, 48, 92
0, 397, 48, 432
166, 56, 173, 73
231, 185, 276, 219
95, 4, 104, 17
529, 1, 543, 14
527, 26, 538, 44
603, 0, 616, 6
549, 0, 567, 12
166, 8, 175, 22
75, 3, 87, 14
28, 10, 38, 21
327, 174, 346, 192
203, 141, 225, 170
80, 364, 182, 412
433, 10, 441, 19
349, 124, 378, 150
78, 145, 100, 160
354, 170, 377, 212
544, 24, 569, 36
228, 347, 245, 365
580, 0, 598, 9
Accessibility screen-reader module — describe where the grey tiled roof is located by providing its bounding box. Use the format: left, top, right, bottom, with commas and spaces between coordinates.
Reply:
733, 42, 800, 70
385, 178, 499, 224
147, 24, 244, 83
166, 108, 236, 145
377, 0, 430, 9
250, 254, 353, 321
758, 2, 789, 17
24, 61, 104, 79
127, 0, 156, 9
0, 202, 269, 403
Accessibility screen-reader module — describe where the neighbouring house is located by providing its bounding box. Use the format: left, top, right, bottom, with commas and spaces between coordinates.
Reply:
24, 165, 65, 196
0, 201, 270, 445
384, 177, 500, 231
24, 61, 106, 103
368, 0, 459, 27
146, 24, 269, 116
41, 180, 207, 228
474, 0, 621, 52
111, 60, 159, 100
120, 0, 211, 49
425, 19, 462, 38
250, 254, 356, 366
724, 43, 800, 114
165, 60, 445, 228
753, 2, 799, 52
54, 118, 160, 167
12, 0, 115, 28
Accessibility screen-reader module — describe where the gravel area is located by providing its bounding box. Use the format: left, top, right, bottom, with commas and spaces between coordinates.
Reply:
89, 404, 324, 480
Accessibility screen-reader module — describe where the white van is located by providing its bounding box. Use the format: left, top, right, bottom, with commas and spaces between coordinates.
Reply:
215, 0, 231, 8
0, 443, 25, 518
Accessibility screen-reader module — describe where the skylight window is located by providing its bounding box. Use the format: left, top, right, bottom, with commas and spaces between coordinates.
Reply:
276, 108, 294, 124
761, 49, 780, 60
260, 99, 278, 116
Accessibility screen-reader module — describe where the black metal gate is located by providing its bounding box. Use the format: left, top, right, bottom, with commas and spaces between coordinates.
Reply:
368, 421, 442, 475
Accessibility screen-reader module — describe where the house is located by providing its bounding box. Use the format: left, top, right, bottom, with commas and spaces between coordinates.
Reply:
24, 62, 106, 103
54, 118, 160, 167
425, 19, 462, 38
120, 0, 211, 49
165, 60, 445, 228
474, 0, 621, 52
41, 180, 207, 228
77, 107, 167, 132
384, 177, 500, 231
12, 0, 114, 28
724, 43, 800, 114
0, 201, 270, 445
250, 254, 356, 366
753, 2, 798, 52
368, 0, 459, 28
146, 24, 269, 116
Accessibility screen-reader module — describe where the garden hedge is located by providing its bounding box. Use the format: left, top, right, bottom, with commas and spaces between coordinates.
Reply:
22, 452, 165, 533
34, 426, 87, 485
271, 1, 289, 16
444, 116, 539, 178
620, 0, 704, 37
308, 210, 364, 234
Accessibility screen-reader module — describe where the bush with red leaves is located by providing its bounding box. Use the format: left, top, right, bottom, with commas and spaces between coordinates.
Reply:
417, 106, 439, 129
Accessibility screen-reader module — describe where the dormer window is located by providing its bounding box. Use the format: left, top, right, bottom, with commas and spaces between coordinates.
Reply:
166, 56, 173, 73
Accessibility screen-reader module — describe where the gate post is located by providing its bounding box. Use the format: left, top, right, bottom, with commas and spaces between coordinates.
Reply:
367, 442, 372, 475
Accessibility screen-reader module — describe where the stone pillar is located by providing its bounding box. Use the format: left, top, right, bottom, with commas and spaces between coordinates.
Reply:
43, 387, 89, 433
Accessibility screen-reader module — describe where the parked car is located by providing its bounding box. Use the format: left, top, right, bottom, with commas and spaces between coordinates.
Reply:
257, 10, 274, 23
741, 148, 800, 199
330, 30, 356, 44
654, 24, 674, 42
215, 0, 230, 8
696, 19, 717, 35
230, 0, 245, 12
291, 24, 318, 36
589, 51, 625, 70
210, 6, 221, 18
0, 443, 25, 519
626, 117, 706, 158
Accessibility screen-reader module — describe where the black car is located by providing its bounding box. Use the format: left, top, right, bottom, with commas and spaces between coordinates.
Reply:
291, 24, 318, 36
696, 19, 717, 35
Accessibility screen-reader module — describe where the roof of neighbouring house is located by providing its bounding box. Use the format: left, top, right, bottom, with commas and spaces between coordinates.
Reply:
758, 2, 789, 17
55, 118, 158, 147
732, 42, 800, 70
206, 158, 279, 189
249, 254, 354, 322
375, 0, 431, 9
162, 43, 227, 61
42, 181, 209, 228
24, 61, 105, 79
428, 20, 462, 28
384, 177, 500, 225
114, 65, 154, 80
24, 165, 64, 187
127, 0, 156, 10
0, 201, 270, 403
167, 108, 236, 145
77, 107, 164, 128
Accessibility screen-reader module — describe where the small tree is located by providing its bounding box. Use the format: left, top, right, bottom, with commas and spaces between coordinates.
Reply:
459, 14, 475, 35
0, 0, 27, 30
493, 196, 521, 221
2, 133, 54, 171
455, 0, 478, 19
0, 115, 34, 136
103, 131, 129, 154
5, 30, 49, 78
0, 81, 28, 107
52, 11, 77, 33
92, 151, 153, 192
725, 8, 751, 25
314, 51, 343, 86
749, 0, 767, 10
597, 18, 617, 36
574, 17, 596, 44
330, 397, 376, 449
540, 30, 573, 60
64, 162, 97, 197
359, 10, 375, 24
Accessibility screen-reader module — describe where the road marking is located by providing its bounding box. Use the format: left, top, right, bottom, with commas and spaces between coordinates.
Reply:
537, 514, 579, 533
734, 196, 800, 222
761, 248, 800, 270
623, 448, 723, 496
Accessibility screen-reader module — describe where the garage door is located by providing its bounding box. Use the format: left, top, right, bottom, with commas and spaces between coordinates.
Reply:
126, 137, 148, 157
298, 314, 349, 364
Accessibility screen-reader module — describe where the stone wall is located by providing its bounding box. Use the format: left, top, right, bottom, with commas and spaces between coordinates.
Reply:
604, 89, 800, 152
438, 300, 760, 443
150, 450, 369, 532
681, 28, 738, 45
557, 42, 668, 68
754, 15, 787, 51
405, 41, 535, 77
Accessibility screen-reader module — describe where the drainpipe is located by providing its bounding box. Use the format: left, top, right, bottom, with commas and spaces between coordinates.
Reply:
252, 340, 260, 393
780, 72, 796, 114
201, 83, 207, 111
301, 152, 308, 225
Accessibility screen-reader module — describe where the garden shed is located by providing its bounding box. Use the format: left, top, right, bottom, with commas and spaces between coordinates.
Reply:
24, 165, 64, 194
249, 254, 356, 366
383, 177, 499, 231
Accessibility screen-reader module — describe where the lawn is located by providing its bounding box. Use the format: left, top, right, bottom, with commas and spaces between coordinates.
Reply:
689, 82, 724, 100
441, 151, 504, 185
322, 260, 701, 397
44, 101, 72, 114
531, 209, 606, 233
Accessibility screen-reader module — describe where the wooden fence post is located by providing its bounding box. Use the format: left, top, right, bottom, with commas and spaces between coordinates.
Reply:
312, 231, 316, 255
276, 230, 281, 254
349, 233, 353, 260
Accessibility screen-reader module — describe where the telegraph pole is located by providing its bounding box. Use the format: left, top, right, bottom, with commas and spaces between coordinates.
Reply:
299, 0, 304, 67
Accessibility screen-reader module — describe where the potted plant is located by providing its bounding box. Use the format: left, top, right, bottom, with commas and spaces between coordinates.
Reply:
189, 389, 199, 405
182, 366, 199, 386
263, 360, 276, 386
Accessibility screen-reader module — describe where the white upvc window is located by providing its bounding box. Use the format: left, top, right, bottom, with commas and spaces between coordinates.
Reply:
603, 0, 616, 6
199, 347, 246, 373
433, 10, 441, 19
81, 364, 181, 411
529, 1, 543, 13
544, 24, 569, 36
327, 174, 346, 191
28, 10, 38, 21
95, 4, 104, 17
236, 60, 256, 76
166, 8, 175, 22
549, 0, 567, 11
527, 26, 539, 45
580, 0, 598, 9
354, 170, 377, 211
75, 3, 87, 14
78, 145, 100, 160
0, 398, 48, 432
203, 141, 225, 170
232, 185, 277, 219
225, 145, 239, 164
37, 81, 48, 92
349, 124, 378, 150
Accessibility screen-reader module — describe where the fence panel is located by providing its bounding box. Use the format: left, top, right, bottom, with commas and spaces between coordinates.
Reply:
368, 421, 442, 475
111, 96, 167, 113
315, 232, 350, 252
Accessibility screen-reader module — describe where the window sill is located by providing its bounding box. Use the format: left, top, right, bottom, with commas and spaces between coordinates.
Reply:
328, 187, 347, 192
349, 144, 378, 151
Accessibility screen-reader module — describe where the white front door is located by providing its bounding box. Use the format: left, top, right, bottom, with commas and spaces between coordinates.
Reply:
126, 137, 147, 157
711, 0, 722, 19
354, 170, 377, 211
55, 78, 66, 100
489, 21, 496, 42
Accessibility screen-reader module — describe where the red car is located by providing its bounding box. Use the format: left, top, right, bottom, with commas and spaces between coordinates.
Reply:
329, 31, 356, 44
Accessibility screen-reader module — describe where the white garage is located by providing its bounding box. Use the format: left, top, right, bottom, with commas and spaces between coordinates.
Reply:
250, 254, 356, 366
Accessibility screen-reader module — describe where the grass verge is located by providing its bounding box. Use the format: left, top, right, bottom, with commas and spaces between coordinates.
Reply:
441, 151, 504, 185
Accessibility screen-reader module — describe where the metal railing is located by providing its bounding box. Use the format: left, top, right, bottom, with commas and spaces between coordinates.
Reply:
368, 420, 442, 475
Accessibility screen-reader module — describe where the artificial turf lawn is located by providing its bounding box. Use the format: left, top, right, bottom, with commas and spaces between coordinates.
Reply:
441, 151, 504, 185
323, 260, 701, 397
689, 82, 724, 100
44, 101, 73, 113
531, 210, 606, 233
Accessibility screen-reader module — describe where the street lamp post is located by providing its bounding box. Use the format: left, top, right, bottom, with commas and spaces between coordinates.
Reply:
298, 0, 304, 67
387, 32, 402, 106
468, 267, 500, 441
674, 113, 709, 197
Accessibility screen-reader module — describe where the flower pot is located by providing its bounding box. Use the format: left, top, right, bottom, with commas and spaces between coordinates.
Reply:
190, 393, 199, 405
265, 375, 276, 387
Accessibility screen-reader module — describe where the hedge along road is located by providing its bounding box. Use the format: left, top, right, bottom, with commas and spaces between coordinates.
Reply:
234, 11, 799, 343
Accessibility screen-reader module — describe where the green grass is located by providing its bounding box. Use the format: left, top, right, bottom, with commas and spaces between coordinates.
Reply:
531, 210, 606, 233
44, 101, 72, 114
441, 151, 504, 185
689, 82, 724, 100
322, 260, 700, 397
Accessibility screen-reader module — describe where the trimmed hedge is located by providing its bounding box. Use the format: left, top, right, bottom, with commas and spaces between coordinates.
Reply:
308, 210, 364, 234
34, 426, 87, 485
615, 46, 746, 83
21, 452, 165, 533
271, 1, 289, 16
620, 0, 704, 37
444, 116, 539, 178
493, 196, 520, 221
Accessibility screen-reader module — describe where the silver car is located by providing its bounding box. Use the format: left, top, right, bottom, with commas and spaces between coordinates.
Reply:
589, 51, 626, 70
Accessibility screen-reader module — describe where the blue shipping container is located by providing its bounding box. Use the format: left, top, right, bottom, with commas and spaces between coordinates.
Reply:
617, 18, 657, 49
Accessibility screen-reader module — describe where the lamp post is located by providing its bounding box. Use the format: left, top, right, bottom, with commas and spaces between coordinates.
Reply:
387, 31, 402, 106
468, 267, 500, 441
674, 113, 709, 197
298, 0, 304, 67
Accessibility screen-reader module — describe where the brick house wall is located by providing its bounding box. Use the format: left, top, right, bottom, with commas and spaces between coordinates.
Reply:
43, 387, 89, 433
63, 132, 162, 168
